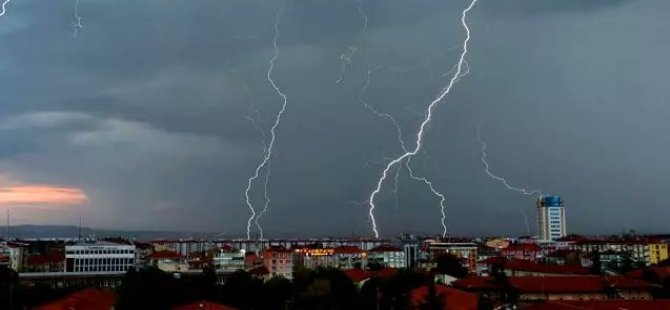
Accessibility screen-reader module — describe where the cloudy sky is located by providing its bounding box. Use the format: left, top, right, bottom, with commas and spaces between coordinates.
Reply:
0, 0, 668, 238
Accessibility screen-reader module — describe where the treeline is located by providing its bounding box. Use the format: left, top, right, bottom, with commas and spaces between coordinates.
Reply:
116, 266, 441, 310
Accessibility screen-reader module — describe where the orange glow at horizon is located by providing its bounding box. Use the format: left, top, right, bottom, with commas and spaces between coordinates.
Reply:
0, 185, 88, 206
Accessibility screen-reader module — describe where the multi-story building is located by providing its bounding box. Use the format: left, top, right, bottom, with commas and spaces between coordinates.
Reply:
294, 247, 337, 269
213, 246, 245, 272
0, 241, 24, 271
263, 246, 294, 279
568, 238, 668, 266
427, 242, 478, 273
333, 246, 366, 269
400, 234, 421, 268
649, 242, 669, 264
65, 241, 136, 273
537, 195, 567, 240
368, 245, 406, 269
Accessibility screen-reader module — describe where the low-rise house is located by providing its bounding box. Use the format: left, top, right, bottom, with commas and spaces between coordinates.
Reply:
147, 250, 189, 273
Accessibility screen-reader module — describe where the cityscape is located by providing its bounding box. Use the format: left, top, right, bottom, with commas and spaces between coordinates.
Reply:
2, 0, 670, 309
4, 196, 670, 309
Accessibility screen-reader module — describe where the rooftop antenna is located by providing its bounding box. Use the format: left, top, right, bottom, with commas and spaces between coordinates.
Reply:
78, 215, 82, 241
5, 208, 9, 242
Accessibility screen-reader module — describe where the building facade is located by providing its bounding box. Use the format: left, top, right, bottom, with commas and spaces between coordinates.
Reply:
368, 245, 406, 269
213, 246, 245, 272
537, 195, 567, 240
65, 241, 136, 273
263, 247, 294, 279
427, 242, 478, 273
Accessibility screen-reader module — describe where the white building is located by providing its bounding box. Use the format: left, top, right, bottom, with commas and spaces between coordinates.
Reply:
368, 245, 406, 268
0, 242, 24, 271
537, 195, 567, 240
213, 246, 245, 272
65, 241, 136, 273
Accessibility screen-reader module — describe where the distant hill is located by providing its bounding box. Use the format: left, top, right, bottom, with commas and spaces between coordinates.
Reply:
4, 225, 217, 241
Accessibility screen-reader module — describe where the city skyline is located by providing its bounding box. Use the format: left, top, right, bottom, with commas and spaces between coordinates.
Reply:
1, 0, 669, 237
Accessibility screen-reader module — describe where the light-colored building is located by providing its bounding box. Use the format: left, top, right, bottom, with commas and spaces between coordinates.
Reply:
65, 241, 136, 273
0, 242, 24, 271
368, 245, 406, 269
213, 246, 245, 272
537, 195, 567, 240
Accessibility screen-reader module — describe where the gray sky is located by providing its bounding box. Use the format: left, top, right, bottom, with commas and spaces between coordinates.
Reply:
1, 0, 668, 238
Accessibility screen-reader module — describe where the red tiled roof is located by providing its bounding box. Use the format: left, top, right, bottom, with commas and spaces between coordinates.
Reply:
374, 267, 399, 278
147, 250, 181, 260
504, 258, 590, 275
509, 276, 604, 293
547, 249, 576, 258
35, 288, 117, 310
478, 256, 505, 265
453, 276, 500, 290
502, 243, 541, 252
172, 300, 238, 310
408, 285, 479, 310
334, 246, 363, 254
369, 245, 402, 252
627, 266, 670, 280
606, 276, 657, 289
454, 276, 655, 294
343, 269, 373, 283
523, 300, 670, 310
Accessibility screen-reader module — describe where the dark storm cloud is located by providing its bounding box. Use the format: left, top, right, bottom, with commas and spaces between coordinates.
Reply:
0, 0, 668, 237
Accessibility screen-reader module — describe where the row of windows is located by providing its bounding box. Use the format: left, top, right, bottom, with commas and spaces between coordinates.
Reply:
72, 265, 132, 273
73, 258, 134, 266
67, 248, 135, 255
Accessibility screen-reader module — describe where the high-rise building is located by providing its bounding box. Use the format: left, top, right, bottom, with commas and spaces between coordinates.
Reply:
537, 195, 566, 240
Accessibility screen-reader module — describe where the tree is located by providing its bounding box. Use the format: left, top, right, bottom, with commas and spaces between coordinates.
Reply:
266, 276, 292, 310
116, 267, 180, 310
434, 254, 468, 278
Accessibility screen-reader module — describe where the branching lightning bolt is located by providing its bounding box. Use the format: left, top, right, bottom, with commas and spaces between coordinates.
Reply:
0, 0, 12, 18
367, 0, 478, 238
246, 111, 271, 241
477, 127, 542, 235
244, 4, 287, 240
405, 160, 448, 237
71, 0, 83, 39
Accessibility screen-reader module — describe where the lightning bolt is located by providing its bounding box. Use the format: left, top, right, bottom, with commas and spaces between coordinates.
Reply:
405, 160, 448, 237
477, 127, 542, 235
477, 128, 542, 196
245, 110, 271, 241
71, 0, 83, 39
367, 0, 478, 238
244, 3, 287, 240
335, 0, 368, 84
0, 0, 11, 18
